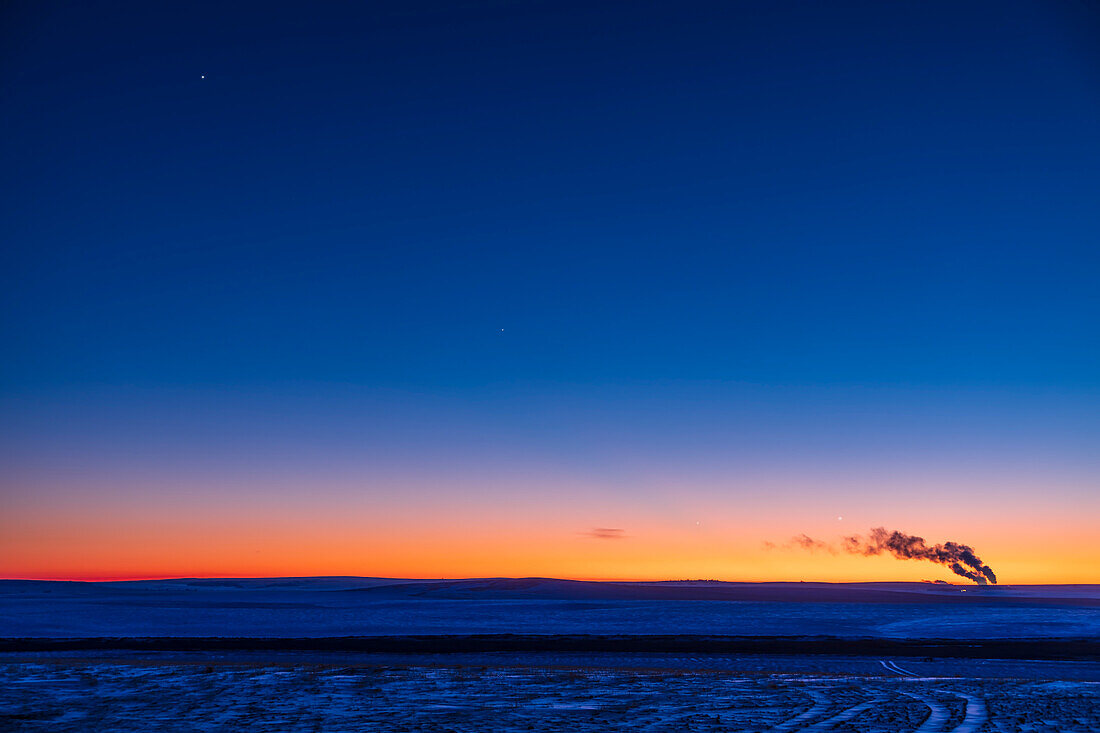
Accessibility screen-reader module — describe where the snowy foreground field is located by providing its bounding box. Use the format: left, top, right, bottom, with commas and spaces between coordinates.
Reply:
2, 579, 1097, 730
1, 655, 1098, 732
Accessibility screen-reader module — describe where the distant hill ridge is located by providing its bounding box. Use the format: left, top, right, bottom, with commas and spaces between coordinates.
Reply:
6, 576, 1094, 605
344, 577, 1100, 605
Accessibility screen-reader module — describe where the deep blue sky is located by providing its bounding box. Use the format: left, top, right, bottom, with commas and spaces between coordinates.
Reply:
2, 2, 1099, 580
4, 0, 1098, 391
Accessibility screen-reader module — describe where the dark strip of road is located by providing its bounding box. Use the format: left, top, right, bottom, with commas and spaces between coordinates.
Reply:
0, 635, 1096, 660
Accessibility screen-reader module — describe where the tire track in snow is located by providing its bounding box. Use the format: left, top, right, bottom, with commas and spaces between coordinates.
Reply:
799, 695, 887, 732
880, 659, 918, 676
899, 690, 950, 732
765, 690, 831, 732
948, 692, 987, 733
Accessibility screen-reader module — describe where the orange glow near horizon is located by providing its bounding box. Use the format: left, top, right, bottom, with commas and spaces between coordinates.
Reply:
4, 504, 1097, 584
4, 407, 1097, 585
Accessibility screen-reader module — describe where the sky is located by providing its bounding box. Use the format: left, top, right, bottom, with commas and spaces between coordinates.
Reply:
2, 0, 1098, 583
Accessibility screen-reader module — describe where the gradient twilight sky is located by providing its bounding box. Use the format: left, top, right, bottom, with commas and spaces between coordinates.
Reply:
2, 1, 1098, 582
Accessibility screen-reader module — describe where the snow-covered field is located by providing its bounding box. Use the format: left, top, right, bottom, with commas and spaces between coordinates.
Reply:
2, 578, 1098, 638
1, 658, 1097, 731
3, 579, 1096, 729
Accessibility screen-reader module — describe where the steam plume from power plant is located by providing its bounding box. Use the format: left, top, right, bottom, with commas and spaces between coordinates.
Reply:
843, 527, 997, 584
772, 527, 999, 584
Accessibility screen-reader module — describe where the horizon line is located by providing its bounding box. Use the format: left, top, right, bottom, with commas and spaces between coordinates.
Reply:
4, 574, 1088, 586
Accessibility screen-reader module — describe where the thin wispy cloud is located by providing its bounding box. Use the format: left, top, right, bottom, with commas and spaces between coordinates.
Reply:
582, 528, 626, 540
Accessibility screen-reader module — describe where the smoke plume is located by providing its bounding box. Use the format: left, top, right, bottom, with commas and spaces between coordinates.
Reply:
791, 533, 832, 553
843, 527, 997, 584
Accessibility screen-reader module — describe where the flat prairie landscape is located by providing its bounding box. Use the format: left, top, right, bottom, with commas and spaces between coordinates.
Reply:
2, 579, 1097, 731
3, 578, 1098, 638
